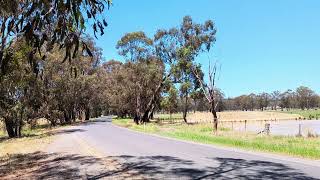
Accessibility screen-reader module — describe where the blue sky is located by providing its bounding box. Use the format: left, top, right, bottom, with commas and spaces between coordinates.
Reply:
91, 0, 320, 97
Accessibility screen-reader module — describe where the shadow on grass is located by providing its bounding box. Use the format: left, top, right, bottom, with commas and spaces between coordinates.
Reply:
0, 117, 112, 142
0, 128, 86, 144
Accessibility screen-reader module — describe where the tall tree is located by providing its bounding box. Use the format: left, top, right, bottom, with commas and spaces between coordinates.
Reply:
116, 31, 160, 123
296, 86, 317, 110
192, 61, 220, 132
141, 16, 216, 122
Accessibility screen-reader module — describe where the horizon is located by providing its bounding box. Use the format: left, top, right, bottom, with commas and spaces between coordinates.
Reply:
91, 0, 320, 97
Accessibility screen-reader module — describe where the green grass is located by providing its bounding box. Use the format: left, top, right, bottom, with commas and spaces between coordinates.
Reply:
281, 109, 320, 119
113, 118, 320, 159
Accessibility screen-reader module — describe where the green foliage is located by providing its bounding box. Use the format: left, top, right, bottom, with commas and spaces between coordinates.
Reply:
0, 0, 111, 76
116, 31, 153, 61
161, 85, 179, 114
0, 36, 106, 138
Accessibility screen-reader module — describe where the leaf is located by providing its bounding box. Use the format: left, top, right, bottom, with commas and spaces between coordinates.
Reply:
108, 0, 113, 9
83, 42, 93, 57
86, 10, 92, 18
93, 23, 97, 38
103, 19, 108, 27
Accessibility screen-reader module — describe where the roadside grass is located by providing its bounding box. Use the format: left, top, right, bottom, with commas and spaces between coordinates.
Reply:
0, 127, 54, 157
280, 109, 320, 119
113, 118, 320, 159
0, 121, 75, 157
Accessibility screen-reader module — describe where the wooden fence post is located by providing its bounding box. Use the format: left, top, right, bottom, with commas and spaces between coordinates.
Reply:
244, 120, 247, 131
298, 124, 302, 136
231, 121, 234, 131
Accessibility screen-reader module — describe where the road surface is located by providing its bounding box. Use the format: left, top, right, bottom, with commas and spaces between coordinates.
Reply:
47, 116, 320, 179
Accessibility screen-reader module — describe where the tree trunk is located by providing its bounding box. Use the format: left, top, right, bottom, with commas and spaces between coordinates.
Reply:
136, 91, 142, 123
85, 108, 90, 120
212, 109, 218, 132
211, 100, 218, 133
183, 93, 188, 123
71, 110, 76, 122
148, 103, 155, 120
64, 111, 71, 124
142, 73, 171, 122
4, 118, 15, 138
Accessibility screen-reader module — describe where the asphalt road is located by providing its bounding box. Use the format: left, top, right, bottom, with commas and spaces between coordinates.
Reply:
48, 116, 320, 179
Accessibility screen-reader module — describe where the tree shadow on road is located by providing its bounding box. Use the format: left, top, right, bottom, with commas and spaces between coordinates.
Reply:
0, 152, 317, 179
90, 155, 317, 180
0, 151, 135, 179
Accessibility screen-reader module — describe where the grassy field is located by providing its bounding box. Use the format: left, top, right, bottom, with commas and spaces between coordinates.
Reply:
154, 113, 183, 119
280, 109, 320, 119
155, 111, 302, 122
113, 118, 320, 159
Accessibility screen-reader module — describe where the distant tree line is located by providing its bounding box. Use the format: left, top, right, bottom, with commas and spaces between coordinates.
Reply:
152, 86, 320, 114
217, 86, 320, 112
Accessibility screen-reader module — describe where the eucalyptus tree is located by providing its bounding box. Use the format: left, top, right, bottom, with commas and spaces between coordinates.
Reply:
141, 16, 216, 122
116, 31, 162, 123
192, 62, 220, 132
161, 85, 178, 119
0, 0, 111, 137
296, 86, 317, 110
0, 0, 111, 77
257, 92, 270, 111
0, 40, 35, 137
270, 91, 281, 110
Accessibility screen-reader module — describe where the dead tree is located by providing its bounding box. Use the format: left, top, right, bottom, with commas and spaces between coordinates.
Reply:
192, 61, 220, 133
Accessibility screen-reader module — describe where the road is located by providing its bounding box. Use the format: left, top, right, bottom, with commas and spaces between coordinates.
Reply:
47, 116, 320, 179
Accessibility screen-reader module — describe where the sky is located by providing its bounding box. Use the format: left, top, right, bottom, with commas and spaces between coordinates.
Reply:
90, 0, 320, 97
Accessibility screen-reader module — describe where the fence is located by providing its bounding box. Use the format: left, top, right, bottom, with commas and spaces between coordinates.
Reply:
152, 117, 319, 137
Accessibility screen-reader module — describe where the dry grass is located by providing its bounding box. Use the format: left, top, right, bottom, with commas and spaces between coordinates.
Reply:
0, 129, 56, 157
186, 111, 302, 122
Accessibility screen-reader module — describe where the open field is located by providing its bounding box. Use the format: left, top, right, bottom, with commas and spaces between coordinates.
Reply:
113, 118, 320, 159
278, 109, 320, 119
155, 111, 302, 122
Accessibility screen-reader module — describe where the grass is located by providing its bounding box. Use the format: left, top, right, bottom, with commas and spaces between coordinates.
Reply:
0, 121, 72, 157
113, 118, 320, 159
280, 109, 320, 119
154, 111, 301, 122
153, 113, 183, 119
0, 128, 54, 157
